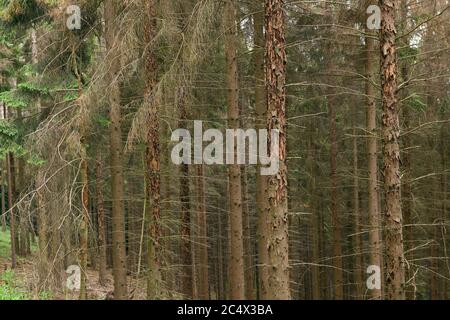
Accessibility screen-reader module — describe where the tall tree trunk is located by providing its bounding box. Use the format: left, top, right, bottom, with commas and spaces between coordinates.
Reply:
95, 157, 108, 286
439, 113, 449, 300
7, 153, 17, 269
16, 107, 28, 257
265, 0, 291, 300
143, 0, 162, 299
325, 19, 344, 297
79, 151, 89, 300
72, 43, 90, 300
104, 0, 128, 299
178, 86, 193, 298
399, 0, 415, 299
4, 102, 16, 269
379, 0, 406, 300
224, 0, 245, 300
196, 164, 209, 299
217, 205, 224, 299
253, 0, 270, 299
36, 171, 48, 288
241, 165, 255, 300
309, 122, 320, 299
352, 104, 364, 299
328, 74, 343, 300
365, 24, 382, 300
1, 164, 6, 232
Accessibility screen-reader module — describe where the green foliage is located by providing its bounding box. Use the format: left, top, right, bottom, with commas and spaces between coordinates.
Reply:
0, 270, 28, 300
0, 118, 17, 137
0, 228, 11, 258
17, 81, 50, 95
63, 90, 78, 102
0, 90, 27, 108
94, 114, 111, 128
27, 152, 45, 166
38, 290, 53, 300
0, 119, 23, 158
409, 93, 426, 112
0, 0, 47, 26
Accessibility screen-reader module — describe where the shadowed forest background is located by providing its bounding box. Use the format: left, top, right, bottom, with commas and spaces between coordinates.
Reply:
0, 0, 449, 300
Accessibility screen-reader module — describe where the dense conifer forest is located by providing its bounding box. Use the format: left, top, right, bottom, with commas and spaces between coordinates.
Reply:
0, 0, 449, 300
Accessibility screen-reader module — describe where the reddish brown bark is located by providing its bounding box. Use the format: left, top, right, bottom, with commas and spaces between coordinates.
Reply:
253, 1, 270, 299
143, 0, 162, 299
265, 0, 291, 300
379, 0, 406, 300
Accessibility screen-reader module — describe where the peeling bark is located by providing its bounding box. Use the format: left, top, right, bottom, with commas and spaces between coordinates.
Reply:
379, 0, 406, 300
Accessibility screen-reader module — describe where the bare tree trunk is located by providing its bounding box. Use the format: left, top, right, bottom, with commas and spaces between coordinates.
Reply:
328, 79, 343, 300
36, 171, 48, 288
224, 0, 245, 300
177, 86, 193, 298
265, 0, 291, 300
4, 101, 16, 268
79, 153, 89, 300
1, 164, 6, 232
379, 0, 406, 300
439, 115, 449, 300
16, 108, 28, 257
7, 154, 17, 269
217, 206, 224, 299
196, 164, 209, 299
324, 26, 344, 298
365, 25, 382, 300
104, 0, 128, 299
95, 157, 108, 286
72, 42, 90, 300
309, 123, 320, 299
399, 0, 415, 299
143, 0, 162, 299
253, 0, 270, 300
241, 166, 255, 300
352, 104, 364, 299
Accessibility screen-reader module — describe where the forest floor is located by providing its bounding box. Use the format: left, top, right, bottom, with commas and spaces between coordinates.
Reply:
0, 229, 147, 300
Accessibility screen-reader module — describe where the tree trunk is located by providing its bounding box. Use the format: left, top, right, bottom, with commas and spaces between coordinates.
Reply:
79, 153, 89, 300
1, 164, 6, 232
143, 0, 162, 299
399, 0, 415, 299
36, 171, 48, 289
7, 153, 17, 269
379, 0, 406, 300
253, 0, 270, 300
325, 23, 344, 297
352, 104, 364, 299
265, 0, 291, 300
241, 165, 255, 300
177, 86, 193, 298
309, 122, 320, 299
105, 0, 128, 299
95, 157, 108, 286
224, 0, 245, 300
4, 101, 16, 269
73, 42, 90, 300
16, 107, 28, 257
196, 164, 209, 299
365, 24, 383, 300
217, 205, 224, 299
439, 113, 449, 300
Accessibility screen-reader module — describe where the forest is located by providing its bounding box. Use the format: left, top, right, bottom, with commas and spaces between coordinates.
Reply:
0, 0, 449, 301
